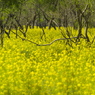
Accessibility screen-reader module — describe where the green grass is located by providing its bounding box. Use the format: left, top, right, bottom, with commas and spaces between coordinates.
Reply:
0, 27, 95, 95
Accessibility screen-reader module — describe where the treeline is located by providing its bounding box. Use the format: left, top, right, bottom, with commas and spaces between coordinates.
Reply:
0, 0, 95, 46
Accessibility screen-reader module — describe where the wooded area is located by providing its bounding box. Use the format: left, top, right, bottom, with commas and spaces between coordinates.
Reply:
0, 0, 95, 47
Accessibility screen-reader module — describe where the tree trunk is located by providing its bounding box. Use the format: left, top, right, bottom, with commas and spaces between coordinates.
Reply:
0, 30, 4, 47
85, 21, 90, 42
32, 14, 37, 28
77, 11, 82, 39
0, 20, 4, 47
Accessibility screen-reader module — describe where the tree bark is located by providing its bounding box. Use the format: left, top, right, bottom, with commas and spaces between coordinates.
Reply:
77, 10, 82, 39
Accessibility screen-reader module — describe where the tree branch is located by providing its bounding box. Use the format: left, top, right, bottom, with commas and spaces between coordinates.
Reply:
11, 30, 78, 46
11, 30, 87, 46
92, 36, 95, 44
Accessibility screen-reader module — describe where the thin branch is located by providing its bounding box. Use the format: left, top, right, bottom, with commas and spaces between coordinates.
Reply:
92, 36, 95, 44
35, 37, 78, 46
11, 30, 86, 46
11, 31, 39, 45
82, 4, 88, 15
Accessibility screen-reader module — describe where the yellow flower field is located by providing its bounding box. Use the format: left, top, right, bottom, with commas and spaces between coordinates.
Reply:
0, 27, 95, 95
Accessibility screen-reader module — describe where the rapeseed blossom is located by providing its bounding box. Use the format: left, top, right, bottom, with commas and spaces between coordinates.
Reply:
0, 27, 95, 94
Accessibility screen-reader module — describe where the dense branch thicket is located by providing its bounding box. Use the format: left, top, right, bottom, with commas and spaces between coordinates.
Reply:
0, 0, 95, 47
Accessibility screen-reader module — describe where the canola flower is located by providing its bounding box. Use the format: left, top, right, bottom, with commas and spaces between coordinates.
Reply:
0, 27, 95, 95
